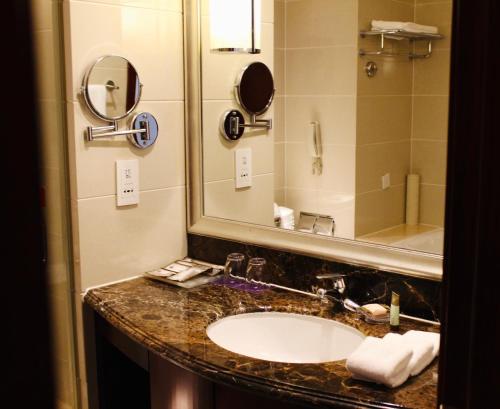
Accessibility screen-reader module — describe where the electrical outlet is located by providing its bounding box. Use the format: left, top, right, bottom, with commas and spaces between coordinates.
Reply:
235, 148, 252, 188
382, 173, 391, 190
116, 159, 139, 206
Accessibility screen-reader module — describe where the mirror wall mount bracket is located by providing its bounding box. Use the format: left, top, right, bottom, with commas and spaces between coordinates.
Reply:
220, 109, 272, 141
86, 112, 159, 149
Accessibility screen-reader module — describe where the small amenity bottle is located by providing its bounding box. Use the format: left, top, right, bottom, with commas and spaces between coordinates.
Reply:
390, 291, 400, 332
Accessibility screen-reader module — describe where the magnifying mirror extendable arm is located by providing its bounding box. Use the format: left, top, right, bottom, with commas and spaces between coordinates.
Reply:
220, 109, 272, 141
220, 62, 275, 141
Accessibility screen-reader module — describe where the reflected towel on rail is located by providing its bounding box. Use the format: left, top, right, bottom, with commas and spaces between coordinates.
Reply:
87, 84, 107, 115
346, 336, 413, 388
371, 20, 438, 34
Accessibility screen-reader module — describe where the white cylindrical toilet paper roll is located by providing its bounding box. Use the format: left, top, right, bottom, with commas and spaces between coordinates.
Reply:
406, 174, 420, 225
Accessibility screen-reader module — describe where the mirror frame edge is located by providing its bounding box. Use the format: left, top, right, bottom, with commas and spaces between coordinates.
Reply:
183, 0, 442, 282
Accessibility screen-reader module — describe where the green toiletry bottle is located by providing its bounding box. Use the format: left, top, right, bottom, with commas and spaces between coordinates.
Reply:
390, 291, 400, 332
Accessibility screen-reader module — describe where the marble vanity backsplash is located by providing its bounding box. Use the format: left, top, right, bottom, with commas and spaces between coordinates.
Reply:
188, 234, 441, 321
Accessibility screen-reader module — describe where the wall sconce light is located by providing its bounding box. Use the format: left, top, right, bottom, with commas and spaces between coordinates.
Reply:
210, 0, 262, 54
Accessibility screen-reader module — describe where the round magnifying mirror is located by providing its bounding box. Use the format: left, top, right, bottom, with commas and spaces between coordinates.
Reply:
236, 62, 275, 116
83, 56, 142, 121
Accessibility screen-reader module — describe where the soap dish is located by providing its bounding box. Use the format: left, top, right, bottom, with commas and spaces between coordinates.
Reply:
358, 304, 390, 324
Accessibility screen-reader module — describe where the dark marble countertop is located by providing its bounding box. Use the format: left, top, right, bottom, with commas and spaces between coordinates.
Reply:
85, 277, 439, 409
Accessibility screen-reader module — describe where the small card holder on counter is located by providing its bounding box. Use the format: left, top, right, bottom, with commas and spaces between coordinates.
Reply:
144, 258, 223, 289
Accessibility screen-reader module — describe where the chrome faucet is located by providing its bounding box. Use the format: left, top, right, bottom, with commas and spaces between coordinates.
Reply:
313, 273, 360, 312
314, 273, 346, 299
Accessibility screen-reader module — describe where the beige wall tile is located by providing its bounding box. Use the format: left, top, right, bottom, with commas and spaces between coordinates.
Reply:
274, 0, 285, 48
357, 55, 413, 95
357, 96, 412, 145
330, 205, 355, 239
78, 186, 187, 289
286, 46, 357, 95
69, 100, 186, 199
356, 141, 410, 194
202, 100, 274, 182
413, 49, 451, 95
419, 184, 446, 226
285, 142, 355, 194
66, 1, 184, 102
273, 96, 285, 142
204, 175, 275, 226
285, 187, 318, 218
416, 0, 452, 5
415, 2, 453, 49
286, 0, 357, 48
201, 17, 274, 100
274, 48, 285, 95
201, 0, 274, 23
358, 0, 414, 30
355, 184, 406, 236
274, 142, 285, 189
285, 96, 357, 145
319, 144, 356, 194
412, 96, 449, 140
411, 140, 448, 185
73, 0, 182, 12
274, 188, 285, 205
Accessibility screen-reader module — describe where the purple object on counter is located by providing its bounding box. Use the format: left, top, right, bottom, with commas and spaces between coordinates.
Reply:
212, 277, 269, 293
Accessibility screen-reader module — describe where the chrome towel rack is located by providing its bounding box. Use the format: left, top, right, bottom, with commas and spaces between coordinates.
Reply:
359, 30, 444, 59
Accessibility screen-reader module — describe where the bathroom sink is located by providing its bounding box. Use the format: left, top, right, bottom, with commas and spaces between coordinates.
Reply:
206, 312, 365, 363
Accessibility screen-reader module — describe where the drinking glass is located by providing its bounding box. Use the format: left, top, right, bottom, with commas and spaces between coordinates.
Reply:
224, 253, 245, 278
245, 258, 266, 283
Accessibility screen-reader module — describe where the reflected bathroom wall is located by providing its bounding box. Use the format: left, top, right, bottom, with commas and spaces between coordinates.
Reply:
272, 0, 451, 254
274, 0, 358, 239
202, 0, 276, 226
202, 0, 451, 255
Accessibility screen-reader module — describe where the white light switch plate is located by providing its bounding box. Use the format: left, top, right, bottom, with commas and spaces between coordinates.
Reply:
235, 148, 252, 188
382, 173, 391, 190
116, 159, 139, 206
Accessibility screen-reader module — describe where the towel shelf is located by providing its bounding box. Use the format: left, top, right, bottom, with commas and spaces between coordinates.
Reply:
359, 30, 444, 59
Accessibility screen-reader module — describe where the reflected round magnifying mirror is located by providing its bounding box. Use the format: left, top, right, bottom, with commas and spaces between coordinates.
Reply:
236, 62, 275, 116
82, 55, 142, 121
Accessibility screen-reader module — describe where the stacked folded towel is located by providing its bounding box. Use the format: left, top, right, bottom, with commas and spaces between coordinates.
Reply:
384, 332, 435, 376
346, 331, 440, 388
371, 20, 438, 34
346, 336, 413, 388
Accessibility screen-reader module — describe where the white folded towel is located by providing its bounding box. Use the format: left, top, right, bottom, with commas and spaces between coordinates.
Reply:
384, 332, 434, 376
404, 330, 440, 356
346, 336, 413, 388
371, 20, 438, 34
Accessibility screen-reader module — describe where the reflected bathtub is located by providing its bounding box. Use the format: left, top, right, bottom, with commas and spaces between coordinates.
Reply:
392, 229, 444, 255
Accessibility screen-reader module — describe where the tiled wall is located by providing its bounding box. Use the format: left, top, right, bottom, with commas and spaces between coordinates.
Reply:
355, 0, 451, 236
275, 0, 358, 239
62, 0, 187, 407
31, 1, 77, 409
202, 0, 275, 226
63, 0, 187, 292
355, 0, 414, 237
411, 0, 451, 227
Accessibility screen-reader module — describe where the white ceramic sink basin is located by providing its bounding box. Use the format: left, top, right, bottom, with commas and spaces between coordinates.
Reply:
206, 312, 365, 363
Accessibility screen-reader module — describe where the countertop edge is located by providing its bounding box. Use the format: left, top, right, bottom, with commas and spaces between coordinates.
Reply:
85, 291, 404, 409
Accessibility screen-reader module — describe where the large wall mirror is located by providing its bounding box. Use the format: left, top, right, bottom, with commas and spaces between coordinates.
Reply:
187, 0, 452, 279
